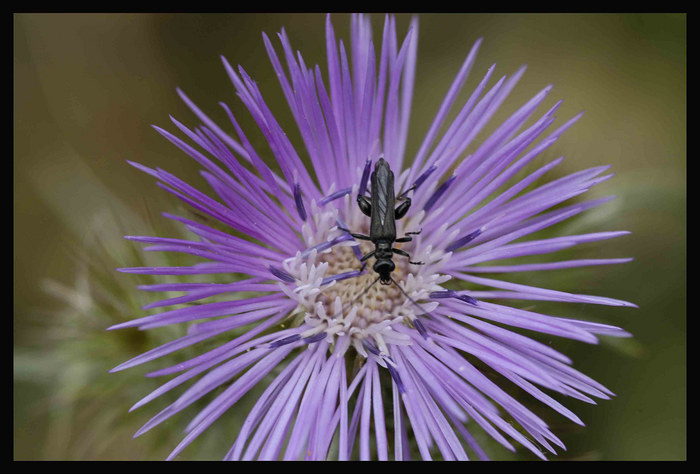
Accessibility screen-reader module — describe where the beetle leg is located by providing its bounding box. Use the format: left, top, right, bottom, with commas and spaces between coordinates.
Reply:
393, 248, 424, 265
338, 226, 372, 241
392, 248, 409, 257
397, 228, 421, 242
357, 195, 372, 217
351, 233, 372, 241
360, 250, 376, 262
397, 184, 416, 200
394, 198, 412, 220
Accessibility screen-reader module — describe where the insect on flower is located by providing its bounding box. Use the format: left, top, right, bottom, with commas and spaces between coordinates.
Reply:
343, 157, 424, 274
110, 14, 635, 460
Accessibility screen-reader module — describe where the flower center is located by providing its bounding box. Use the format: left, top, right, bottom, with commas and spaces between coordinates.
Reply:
318, 243, 408, 329
280, 193, 447, 355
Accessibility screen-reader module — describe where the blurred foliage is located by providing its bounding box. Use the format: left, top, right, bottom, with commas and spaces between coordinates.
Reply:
14, 13, 685, 460
12, 213, 265, 460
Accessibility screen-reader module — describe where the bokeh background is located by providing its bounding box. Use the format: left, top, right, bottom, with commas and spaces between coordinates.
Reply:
14, 13, 686, 460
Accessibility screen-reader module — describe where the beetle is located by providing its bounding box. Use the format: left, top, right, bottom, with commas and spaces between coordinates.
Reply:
340, 157, 423, 285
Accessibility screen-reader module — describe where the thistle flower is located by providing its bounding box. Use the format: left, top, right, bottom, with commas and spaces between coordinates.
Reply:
110, 14, 635, 460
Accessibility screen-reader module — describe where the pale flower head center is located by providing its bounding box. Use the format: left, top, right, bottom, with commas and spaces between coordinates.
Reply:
318, 242, 408, 329
283, 192, 445, 351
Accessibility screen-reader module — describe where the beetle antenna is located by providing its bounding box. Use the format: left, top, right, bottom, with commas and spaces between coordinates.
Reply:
350, 276, 381, 306
389, 276, 433, 338
329, 275, 381, 318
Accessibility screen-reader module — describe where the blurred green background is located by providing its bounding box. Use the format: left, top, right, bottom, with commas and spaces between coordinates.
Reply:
14, 13, 685, 460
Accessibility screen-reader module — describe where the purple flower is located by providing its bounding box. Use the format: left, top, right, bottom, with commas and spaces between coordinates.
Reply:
110, 14, 635, 460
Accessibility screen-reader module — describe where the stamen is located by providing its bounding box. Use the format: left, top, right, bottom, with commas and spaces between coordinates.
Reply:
293, 182, 307, 221
269, 334, 301, 348
429, 290, 457, 299
358, 159, 372, 196
445, 227, 483, 253
413, 318, 429, 339
319, 187, 353, 206
456, 294, 479, 306
424, 174, 456, 211
268, 265, 296, 283
321, 270, 363, 286
412, 165, 437, 191
336, 218, 364, 261
429, 290, 479, 305
363, 339, 382, 356
387, 364, 406, 393
303, 332, 328, 344
383, 355, 398, 367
